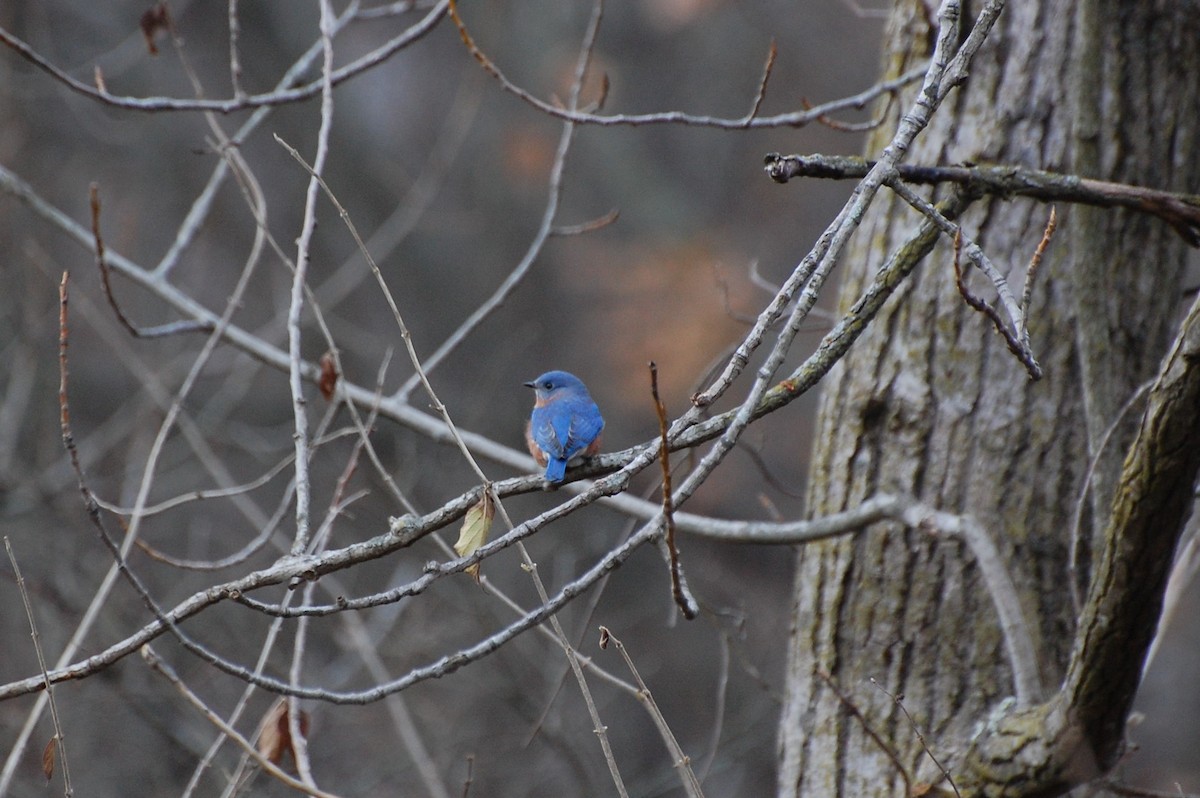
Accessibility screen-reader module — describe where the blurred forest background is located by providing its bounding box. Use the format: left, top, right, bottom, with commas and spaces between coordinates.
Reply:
0, 0, 1197, 796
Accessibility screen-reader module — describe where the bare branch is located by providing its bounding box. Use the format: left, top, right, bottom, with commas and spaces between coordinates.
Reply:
892, 177, 1043, 378
0, 2, 448, 113
673, 491, 1043, 704
4, 537, 72, 795
91, 183, 140, 338
599, 628, 704, 798
961, 290, 1200, 793
141, 646, 345, 798
1065, 290, 1200, 763
765, 153, 1200, 246
447, 0, 927, 131
395, 0, 605, 403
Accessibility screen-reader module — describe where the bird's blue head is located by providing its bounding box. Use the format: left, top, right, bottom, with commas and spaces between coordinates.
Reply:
524, 370, 589, 403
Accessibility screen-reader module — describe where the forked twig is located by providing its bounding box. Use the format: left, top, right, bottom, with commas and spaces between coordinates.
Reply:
952, 230, 1043, 378
446, 0, 928, 130
0, 3, 449, 113
599, 627, 705, 798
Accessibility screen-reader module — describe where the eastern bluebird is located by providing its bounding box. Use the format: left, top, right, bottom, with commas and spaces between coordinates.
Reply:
524, 370, 604, 484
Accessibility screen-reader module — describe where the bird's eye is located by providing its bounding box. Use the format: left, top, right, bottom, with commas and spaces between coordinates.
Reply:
543, 381, 553, 389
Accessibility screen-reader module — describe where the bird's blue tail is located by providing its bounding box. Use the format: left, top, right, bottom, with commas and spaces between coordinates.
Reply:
544, 458, 568, 483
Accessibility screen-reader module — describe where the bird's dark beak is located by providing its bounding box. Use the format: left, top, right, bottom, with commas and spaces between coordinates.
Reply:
523, 380, 536, 389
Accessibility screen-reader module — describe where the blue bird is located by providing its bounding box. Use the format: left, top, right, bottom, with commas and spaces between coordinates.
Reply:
524, 370, 604, 483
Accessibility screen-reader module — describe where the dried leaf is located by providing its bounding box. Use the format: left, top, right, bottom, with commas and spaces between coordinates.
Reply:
454, 491, 494, 581
42, 735, 57, 782
140, 3, 171, 55
318, 352, 338, 401
257, 698, 310, 766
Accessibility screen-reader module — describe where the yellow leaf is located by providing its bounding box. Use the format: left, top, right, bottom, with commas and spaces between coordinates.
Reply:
454, 490, 494, 581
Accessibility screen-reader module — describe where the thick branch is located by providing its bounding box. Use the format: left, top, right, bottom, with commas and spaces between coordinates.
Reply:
764, 153, 1200, 246
1064, 291, 1200, 765
958, 292, 1200, 797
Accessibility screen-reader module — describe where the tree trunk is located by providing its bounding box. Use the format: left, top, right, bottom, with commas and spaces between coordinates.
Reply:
777, 1, 1200, 796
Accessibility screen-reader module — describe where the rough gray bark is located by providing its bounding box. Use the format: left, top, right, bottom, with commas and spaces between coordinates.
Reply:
777, 1, 1200, 796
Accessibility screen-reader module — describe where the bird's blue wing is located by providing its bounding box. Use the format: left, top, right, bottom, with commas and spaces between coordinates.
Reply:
531, 406, 569, 460
563, 399, 604, 458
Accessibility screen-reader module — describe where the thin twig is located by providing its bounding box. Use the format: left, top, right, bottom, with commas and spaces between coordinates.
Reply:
694, 630, 730, 782
276, 8, 630, 791
650, 363, 693, 619
4, 537, 73, 797
815, 670, 911, 797
284, 4, 338, 780
0, 2, 447, 114
445, 3, 928, 130
871, 678, 961, 798
667, 491, 1044, 705
599, 628, 705, 798
550, 208, 620, 237
1020, 206, 1056, 334
802, 91, 895, 132
892, 176, 1042, 378
743, 40, 777, 122
952, 227, 1043, 379
95, 451, 294, 520
141, 646, 345, 798
228, 0, 244, 99
394, 0, 604, 403
1068, 381, 1152, 615
90, 183, 141, 338
0, 6, 924, 131
284, 0, 339, 557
